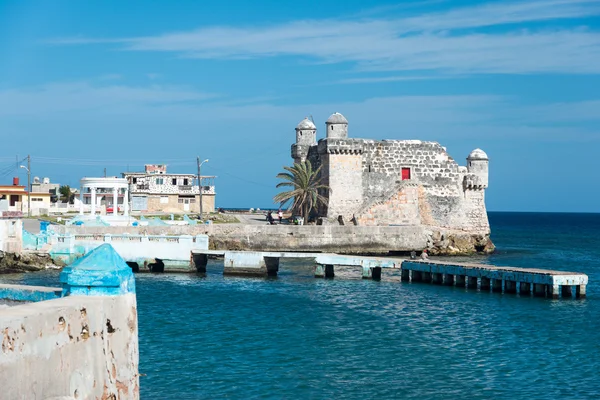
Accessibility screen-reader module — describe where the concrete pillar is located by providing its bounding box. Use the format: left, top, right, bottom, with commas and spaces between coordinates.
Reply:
492, 279, 502, 293
401, 269, 410, 282
58, 243, 139, 396
315, 265, 325, 278
123, 188, 129, 216
561, 285, 573, 299
455, 275, 466, 287
519, 282, 531, 295
534, 283, 546, 297
90, 187, 97, 215
79, 187, 84, 215
576, 285, 586, 299
467, 276, 478, 289
432, 273, 443, 285
324, 265, 335, 279
505, 281, 517, 294
443, 274, 454, 286
371, 267, 381, 281
480, 277, 490, 291
112, 187, 118, 215
193, 253, 208, 273
264, 256, 280, 277
548, 284, 560, 299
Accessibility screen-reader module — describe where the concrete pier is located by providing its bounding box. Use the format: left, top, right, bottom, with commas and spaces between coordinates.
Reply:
401, 260, 588, 300
190, 250, 589, 300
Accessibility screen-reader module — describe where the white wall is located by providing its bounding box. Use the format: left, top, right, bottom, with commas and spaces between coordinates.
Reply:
0, 293, 139, 399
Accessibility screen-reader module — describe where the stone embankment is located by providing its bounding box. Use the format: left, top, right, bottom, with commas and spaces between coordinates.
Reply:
0, 251, 57, 274
52, 224, 494, 256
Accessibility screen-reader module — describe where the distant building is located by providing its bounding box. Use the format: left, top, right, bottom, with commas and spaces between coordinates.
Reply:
122, 165, 216, 213
30, 176, 60, 202
0, 178, 51, 214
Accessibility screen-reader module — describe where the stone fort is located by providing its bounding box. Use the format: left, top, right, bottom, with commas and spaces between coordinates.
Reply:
291, 112, 492, 252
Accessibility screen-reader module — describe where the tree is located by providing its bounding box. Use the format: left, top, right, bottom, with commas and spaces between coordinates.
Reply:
273, 160, 329, 220
59, 185, 71, 202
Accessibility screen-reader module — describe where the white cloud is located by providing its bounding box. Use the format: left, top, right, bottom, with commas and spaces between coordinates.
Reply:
47, 0, 600, 74
0, 81, 215, 116
0, 81, 597, 142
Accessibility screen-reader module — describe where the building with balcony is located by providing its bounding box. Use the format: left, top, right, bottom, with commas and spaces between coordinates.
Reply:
122, 165, 216, 214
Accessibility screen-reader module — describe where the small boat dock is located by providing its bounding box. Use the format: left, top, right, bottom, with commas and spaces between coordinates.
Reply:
191, 250, 588, 300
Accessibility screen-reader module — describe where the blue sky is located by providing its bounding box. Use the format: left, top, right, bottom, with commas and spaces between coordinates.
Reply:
0, 0, 599, 212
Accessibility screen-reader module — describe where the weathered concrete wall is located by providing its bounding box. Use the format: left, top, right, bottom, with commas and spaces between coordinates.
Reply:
0, 294, 139, 399
144, 194, 215, 214
0, 244, 139, 399
48, 233, 209, 270
0, 217, 22, 254
52, 224, 493, 255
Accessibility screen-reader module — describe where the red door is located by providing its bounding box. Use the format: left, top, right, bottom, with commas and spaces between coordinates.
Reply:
401, 168, 411, 180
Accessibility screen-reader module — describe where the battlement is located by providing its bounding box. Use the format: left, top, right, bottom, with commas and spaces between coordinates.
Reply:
317, 139, 364, 155
463, 173, 488, 190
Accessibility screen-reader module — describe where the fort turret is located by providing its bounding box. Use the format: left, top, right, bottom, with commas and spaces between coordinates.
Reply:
291, 117, 317, 163
466, 148, 489, 188
326, 112, 348, 139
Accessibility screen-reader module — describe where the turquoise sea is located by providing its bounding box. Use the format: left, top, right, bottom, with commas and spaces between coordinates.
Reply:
5, 212, 600, 399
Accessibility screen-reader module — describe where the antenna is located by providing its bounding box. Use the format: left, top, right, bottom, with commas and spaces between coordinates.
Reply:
309, 115, 315, 124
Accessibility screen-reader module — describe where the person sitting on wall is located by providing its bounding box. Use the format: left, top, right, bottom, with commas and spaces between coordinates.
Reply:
410, 251, 416, 260
278, 209, 283, 224
421, 249, 429, 260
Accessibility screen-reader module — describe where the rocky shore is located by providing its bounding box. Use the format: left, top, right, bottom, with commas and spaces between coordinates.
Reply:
0, 251, 58, 274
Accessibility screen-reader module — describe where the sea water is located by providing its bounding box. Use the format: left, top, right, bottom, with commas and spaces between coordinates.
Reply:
4, 212, 600, 399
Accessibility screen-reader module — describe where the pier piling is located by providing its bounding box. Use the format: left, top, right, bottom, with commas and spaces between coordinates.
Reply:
505, 280, 517, 294
561, 285, 573, 298
480, 277, 491, 291
443, 274, 454, 286
401, 269, 410, 282
411, 270, 423, 282
467, 277, 478, 289
534, 283, 546, 297
492, 279, 502, 293
519, 282, 531, 295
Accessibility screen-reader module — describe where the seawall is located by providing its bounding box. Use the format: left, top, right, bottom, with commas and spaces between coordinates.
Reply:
0, 244, 139, 399
51, 224, 494, 255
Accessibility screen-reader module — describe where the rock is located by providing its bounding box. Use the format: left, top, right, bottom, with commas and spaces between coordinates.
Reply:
429, 232, 495, 256
0, 251, 56, 274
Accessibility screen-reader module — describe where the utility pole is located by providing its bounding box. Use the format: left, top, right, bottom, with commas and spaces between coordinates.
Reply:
27, 155, 31, 217
197, 157, 202, 219
197, 157, 209, 220
19, 156, 31, 217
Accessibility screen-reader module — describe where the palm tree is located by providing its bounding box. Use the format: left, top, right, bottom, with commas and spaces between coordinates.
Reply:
274, 160, 329, 221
